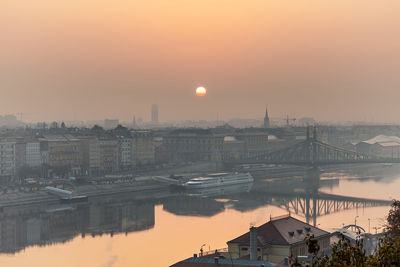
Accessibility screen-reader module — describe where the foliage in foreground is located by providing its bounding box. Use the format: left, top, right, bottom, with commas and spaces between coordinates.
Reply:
291, 200, 400, 267
292, 235, 400, 267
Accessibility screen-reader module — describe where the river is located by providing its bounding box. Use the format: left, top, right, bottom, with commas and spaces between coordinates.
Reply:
0, 164, 398, 267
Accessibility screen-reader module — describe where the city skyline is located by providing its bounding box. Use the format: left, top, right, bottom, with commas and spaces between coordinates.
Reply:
2, 1, 400, 122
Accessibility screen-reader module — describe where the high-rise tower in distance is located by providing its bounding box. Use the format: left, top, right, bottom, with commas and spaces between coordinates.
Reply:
264, 107, 270, 128
151, 104, 159, 123
132, 116, 137, 129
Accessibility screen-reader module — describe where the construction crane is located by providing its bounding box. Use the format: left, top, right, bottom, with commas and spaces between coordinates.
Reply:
282, 115, 296, 127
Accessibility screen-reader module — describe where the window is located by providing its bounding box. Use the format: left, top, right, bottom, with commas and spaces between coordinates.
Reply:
241, 247, 248, 251
292, 248, 298, 257
299, 246, 306, 256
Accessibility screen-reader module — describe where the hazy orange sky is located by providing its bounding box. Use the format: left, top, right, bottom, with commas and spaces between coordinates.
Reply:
1, 0, 400, 123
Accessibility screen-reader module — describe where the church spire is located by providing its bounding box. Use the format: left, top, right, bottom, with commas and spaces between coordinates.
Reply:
264, 107, 270, 128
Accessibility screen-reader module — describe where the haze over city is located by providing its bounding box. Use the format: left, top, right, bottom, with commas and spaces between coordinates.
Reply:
2, 0, 400, 123
4, 1, 400, 267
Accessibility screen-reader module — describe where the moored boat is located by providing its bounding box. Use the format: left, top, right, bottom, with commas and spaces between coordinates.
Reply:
183, 172, 253, 189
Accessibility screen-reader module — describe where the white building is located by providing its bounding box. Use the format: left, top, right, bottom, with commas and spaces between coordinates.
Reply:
0, 140, 16, 178
25, 142, 41, 167
118, 137, 132, 170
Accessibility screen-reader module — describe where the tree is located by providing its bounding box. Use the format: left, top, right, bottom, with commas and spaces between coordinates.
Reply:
386, 200, 400, 238
369, 237, 400, 266
306, 234, 320, 256
293, 234, 368, 267
292, 200, 400, 266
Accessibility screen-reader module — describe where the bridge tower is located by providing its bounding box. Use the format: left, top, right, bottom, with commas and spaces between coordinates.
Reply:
305, 125, 319, 167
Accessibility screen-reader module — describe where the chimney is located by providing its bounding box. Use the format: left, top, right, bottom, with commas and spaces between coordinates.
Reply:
250, 226, 258, 261
214, 257, 219, 267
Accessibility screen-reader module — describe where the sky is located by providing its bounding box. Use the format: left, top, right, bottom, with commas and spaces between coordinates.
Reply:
1, 0, 400, 123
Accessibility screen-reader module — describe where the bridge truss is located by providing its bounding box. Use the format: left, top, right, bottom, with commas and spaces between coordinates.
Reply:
227, 127, 400, 166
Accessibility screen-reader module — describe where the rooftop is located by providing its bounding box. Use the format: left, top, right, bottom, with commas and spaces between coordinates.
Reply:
168, 128, 214, 136
170, 256, 274, 267
361, 135, 400, 145
40, 134, 80, 142
228, 215, 330, 246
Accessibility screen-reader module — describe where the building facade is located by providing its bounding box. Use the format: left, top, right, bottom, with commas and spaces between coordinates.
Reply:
132, 131, 155, 166
88, 138, 101, 175
14, 139, 26, 172
40, 135, 82, 176
0, 139, 16, 179
25, 141, 41, 167
98, 138, 119, 174
160, 129, 224, 163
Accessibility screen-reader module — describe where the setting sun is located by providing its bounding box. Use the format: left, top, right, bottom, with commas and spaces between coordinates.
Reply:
196, 87, 207, 96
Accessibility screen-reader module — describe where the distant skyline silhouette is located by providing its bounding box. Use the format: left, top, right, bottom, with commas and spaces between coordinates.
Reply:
1, 1, 400, 123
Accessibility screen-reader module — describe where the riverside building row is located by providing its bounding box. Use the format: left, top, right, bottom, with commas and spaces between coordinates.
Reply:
0, 130, 156, 180
0, 126, 291, 180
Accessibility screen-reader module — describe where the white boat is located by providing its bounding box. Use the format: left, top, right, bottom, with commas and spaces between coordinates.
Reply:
183, 172, 254, 189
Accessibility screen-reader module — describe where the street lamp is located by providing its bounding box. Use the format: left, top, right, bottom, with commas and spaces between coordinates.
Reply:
368, 218, 371, 233
354, 216, 359, 227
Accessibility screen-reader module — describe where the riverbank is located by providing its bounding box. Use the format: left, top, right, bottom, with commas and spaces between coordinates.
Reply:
0, 178, 170, 208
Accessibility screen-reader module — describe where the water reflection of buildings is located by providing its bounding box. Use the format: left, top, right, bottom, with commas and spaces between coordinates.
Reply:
163, 169, 392, 227
163, 183, 253, 216
0, 195, 155, 254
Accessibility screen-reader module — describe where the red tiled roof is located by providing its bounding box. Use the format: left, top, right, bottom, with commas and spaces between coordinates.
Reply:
227, 216, 330, 246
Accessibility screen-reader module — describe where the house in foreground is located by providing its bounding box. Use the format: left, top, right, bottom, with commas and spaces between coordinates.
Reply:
227, 215, 331, 263
170, 215, 331, 266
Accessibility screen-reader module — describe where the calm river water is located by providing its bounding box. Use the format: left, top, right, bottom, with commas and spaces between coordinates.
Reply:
0, 164, 399, 267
